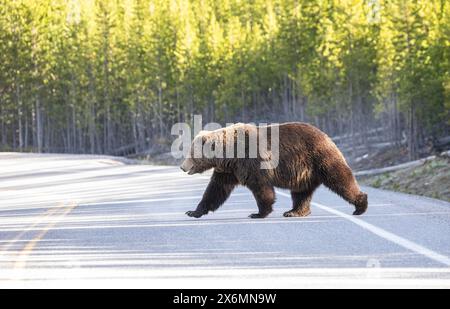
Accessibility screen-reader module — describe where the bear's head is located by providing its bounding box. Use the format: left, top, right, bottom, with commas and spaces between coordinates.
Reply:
180, 123, 258, 175
180, 130, 219, 175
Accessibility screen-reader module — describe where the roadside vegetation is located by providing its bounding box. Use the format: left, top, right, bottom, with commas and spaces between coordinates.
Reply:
359, 155, 450, 202
0, 0, 449, 160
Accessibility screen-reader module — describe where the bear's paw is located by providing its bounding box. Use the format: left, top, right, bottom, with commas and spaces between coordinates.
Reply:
186, 210, 205, 218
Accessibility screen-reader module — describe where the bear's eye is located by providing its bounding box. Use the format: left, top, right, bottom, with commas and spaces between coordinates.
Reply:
210, 142, 215, 151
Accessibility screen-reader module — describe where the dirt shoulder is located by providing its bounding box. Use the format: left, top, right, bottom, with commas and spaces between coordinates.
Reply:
358, 155, 450, 202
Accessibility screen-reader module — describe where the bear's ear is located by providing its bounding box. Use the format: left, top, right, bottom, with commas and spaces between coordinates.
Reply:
197, 130, 210, 136
201, 135, 215, 151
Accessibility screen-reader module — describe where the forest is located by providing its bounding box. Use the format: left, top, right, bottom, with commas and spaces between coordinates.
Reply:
0, 0, 449, 160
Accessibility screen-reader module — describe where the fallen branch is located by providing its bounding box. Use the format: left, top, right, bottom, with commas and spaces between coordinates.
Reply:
355, 150, 450, 177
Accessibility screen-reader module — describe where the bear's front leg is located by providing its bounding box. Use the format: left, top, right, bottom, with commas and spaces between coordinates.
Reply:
283, 187, 318, 218
186, 171, 238, 218
248, 185, 275, 219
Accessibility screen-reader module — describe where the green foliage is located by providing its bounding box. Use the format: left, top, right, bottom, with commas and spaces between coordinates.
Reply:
0, 0, 448, 154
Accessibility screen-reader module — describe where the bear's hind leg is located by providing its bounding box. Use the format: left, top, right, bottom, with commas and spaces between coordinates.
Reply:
331, 181, 367, 216
248, 185, 275, 219
351, 192, 368, 215
283, 188, 316, 218
322, 164, 368, 216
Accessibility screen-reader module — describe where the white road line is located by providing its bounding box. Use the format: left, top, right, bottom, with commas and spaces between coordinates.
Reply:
276, 190, 450, 267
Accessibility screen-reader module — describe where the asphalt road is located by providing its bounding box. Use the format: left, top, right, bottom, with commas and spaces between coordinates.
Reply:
0, 153, 449, 288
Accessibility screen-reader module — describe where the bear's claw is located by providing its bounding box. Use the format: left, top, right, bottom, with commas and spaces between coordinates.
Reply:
249, 213, 267, 219
283, 209, 311, 217
352, 208, 366, 216
186, 210, 204, 218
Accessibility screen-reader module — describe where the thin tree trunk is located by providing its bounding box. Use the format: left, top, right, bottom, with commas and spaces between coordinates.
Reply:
408, 101, 418, 160
291, 78, 297, 119
72, 105, 76, 152
35, 96, 43, 153
25, 109, 29, 149
158, 83, 163, 137
1, 104, 6, 147
282, 74, 289, 120
89, 103, 96, 154
131, 110, 138, 150
16, 84, 23, 151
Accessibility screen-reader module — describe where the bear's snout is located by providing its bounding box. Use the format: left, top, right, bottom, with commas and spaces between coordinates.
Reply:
180, 159, 194, 174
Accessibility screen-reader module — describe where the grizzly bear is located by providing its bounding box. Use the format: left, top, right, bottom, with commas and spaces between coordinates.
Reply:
180, 122, 368, 218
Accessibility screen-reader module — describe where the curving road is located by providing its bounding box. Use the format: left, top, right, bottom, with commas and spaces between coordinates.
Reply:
0, 153, 449, 288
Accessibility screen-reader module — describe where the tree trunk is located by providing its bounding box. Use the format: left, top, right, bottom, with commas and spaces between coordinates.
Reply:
282, 74, 289, 120
25, 109, 29, 149
35, 96, 43, 153
158, 83, 163, 137
408, 101, 418, 160
16, 84, 23, 151
1, 104, 6, 148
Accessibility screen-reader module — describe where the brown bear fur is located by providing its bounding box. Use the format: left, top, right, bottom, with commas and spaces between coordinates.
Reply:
180, 122, 368, 218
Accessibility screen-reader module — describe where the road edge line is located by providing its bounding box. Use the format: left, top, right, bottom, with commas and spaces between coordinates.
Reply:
276, 190, 450, 267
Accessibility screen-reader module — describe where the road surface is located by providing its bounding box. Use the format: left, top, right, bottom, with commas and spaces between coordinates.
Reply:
0, 153, 449, 288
